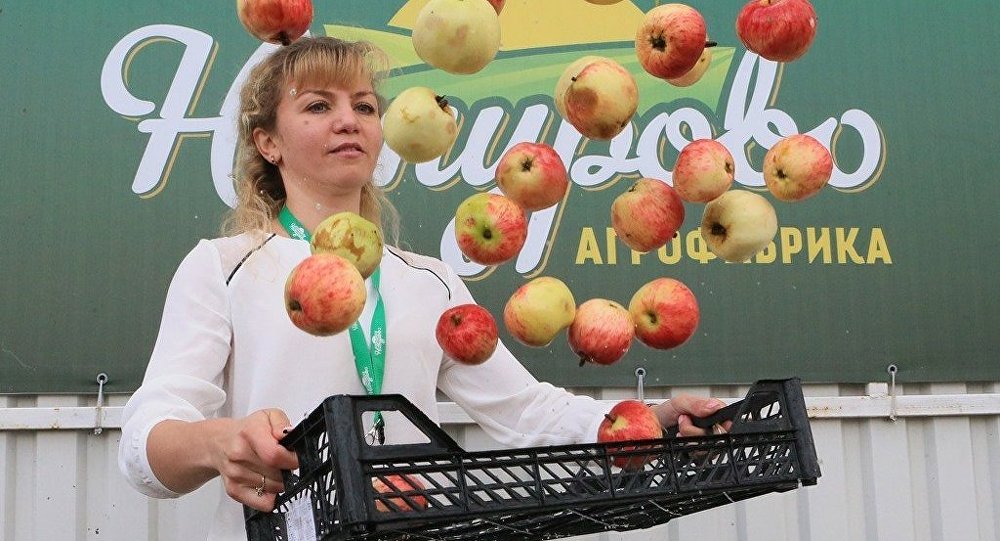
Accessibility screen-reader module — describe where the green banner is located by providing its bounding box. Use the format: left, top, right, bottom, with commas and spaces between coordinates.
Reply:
1, 1, 998, 393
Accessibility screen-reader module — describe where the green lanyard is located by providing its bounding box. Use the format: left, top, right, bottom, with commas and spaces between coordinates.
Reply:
279, 206, 387, 443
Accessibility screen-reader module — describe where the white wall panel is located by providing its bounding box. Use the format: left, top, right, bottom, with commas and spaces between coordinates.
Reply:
1, 383, 998, 541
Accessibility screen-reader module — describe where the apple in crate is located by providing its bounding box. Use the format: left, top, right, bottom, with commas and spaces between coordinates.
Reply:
736, 0, 818, 62
763, 134, 833, 202
495, 142, 570, 211
236, 0, 312, 45
672, 139, 735, 203
597, 400, 663, 470
372, 474, 428, 512
411, 0, 500, 75
666, 47, 712, 87
568, 299, 635, 366
700, 190, 778, 262
635, 3, 707, 80
628, 278, 699, 350
310, 211, 383, 279
611, 178, 685, 253
383, 87, 458, 163
503, 276, 576, 347
454, 193, 528, 266
554, 56, 638, 140
284, 253, 366, 336
436, 304, 498, 365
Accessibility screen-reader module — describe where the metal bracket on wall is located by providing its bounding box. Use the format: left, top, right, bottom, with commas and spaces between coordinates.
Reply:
93, 373, 108, 436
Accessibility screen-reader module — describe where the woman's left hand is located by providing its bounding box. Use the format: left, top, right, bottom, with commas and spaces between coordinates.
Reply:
651, 395, 732, 437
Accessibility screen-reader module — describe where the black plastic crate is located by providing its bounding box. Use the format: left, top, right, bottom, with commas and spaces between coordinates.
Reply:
245, 378, 820, 541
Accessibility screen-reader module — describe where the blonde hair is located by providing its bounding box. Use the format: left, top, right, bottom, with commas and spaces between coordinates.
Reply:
222, 36, 400, 244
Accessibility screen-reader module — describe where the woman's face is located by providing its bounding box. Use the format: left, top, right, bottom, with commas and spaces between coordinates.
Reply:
265, 76, 383, 196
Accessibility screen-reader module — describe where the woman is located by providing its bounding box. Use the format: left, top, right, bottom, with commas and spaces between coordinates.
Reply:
119, 36, 727, 540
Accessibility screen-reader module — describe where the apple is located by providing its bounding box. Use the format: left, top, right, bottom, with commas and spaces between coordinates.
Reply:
454, 193, 528, 265
372, 474, 428, 512
554, 56, 638, 140
236, 0, 313, 45
435, 304, 498, 365
485, 0, 504, 14
666, 46, 712, 87
672, 139, 735, 203
495, 142, 569, 211
597, 400, 663, 470
611, 178, 685, 253
628, 278, 699, 350
736, 0, 818, 62
411, 0, 501, 75
503, 276, 576, 347
568, 299, 635, 366
284, 253, 366, 336
763, 134, 833, 201
700, 190, 778, 262
383, 87, 458, 163
635, 4, 707, 80
310, 211, 383, 279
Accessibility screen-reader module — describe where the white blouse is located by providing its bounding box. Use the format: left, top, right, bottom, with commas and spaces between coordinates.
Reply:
119, 233, 607, 540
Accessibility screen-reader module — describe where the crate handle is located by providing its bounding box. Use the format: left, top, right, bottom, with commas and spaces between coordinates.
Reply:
344, 394, 465, 459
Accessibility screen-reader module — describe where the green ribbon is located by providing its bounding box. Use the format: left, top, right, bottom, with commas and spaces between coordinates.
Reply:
279, 206, 386, 442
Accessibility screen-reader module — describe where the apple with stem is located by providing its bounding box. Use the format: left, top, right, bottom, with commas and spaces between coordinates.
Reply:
763, 134, 833, 201
568, 299, 635, 366
672, 139, 735, 203
503, 276, 576, 347
597, 400, 663, 470
454, 193, 528, 266
436, 304, 498, 365
628, 277, 699, 350
310, 211, 383, 279
495, 142, 569, 211
284, 253, 366, 336
736, 0, 818, 62
554, 56, 638, 140
611, 178, 685, 253
635, 3, 708, 80
700, 190, 778, 262
236, 0, 313, 45
412, 0, 501, 74
383, 87, 458, 163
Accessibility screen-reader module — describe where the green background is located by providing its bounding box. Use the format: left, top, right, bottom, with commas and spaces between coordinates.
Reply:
1, 1, 998, 393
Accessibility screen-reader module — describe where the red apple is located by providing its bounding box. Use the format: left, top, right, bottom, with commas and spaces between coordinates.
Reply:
435, 304, 498, 365
628, 278, 699, 350
611, 178, 685, 253
635, 4, 707, 80
495, 142, 569, 211
554, 56, 638, 140
284, 253, 366, 336
454, 193, 528, 266
672, 139, 735, 203
568, 299, 635, 366
666, 46, 712, 87
236, 0, 313, 45
736, 0, 818, 62
597, 400, 663, 470
700, 190, 778, 262
485, 0, 504, 14
503, 276, 576, 347
763, 134, 833, 201
372, 474, 428, 512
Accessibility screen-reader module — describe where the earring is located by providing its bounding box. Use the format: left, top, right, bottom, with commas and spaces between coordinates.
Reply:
269, 156, 278, 165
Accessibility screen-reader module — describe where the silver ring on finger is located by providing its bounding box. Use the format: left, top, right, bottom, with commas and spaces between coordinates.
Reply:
254, 473, 266, 498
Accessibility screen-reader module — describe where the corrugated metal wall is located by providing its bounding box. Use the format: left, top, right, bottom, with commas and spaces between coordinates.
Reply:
1, 383, 998, 541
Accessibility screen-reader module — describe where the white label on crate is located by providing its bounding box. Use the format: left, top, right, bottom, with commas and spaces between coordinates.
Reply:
284, 497, 317, 541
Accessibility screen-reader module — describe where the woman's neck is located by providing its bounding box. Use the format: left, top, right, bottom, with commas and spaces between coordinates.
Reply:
281, 186, 363, 234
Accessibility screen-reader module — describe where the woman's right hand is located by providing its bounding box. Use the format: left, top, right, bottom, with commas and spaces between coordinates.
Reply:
210, 409, 300, 511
